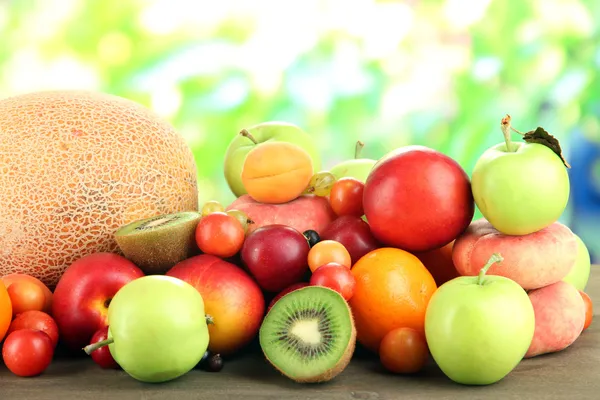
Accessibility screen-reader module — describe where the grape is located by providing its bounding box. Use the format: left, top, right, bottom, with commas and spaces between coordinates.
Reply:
302, 230, 321, 247
206, 353, 224, 372
226, 209, 253, 233
304, 171, 337, 197
201, 200, 224, 217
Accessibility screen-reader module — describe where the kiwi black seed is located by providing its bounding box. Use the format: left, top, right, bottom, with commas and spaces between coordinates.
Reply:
114, 211, 201, 274
259, 286, 356, 383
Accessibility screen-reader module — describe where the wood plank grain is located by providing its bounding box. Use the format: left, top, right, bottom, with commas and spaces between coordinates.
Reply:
2, 266, 598, 400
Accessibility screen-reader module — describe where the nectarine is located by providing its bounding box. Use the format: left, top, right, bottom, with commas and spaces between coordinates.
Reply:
363, 145, 474, 253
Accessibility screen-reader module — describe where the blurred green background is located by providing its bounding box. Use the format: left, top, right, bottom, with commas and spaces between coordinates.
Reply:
1, 0, 599, 260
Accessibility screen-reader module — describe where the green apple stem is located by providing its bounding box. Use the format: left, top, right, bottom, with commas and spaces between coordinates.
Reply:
500, 115, 516, 152
239, 129, 258, 145
477, 253, 504, 285
206, 314, 214, 325
354, 141, 365, 159
83, 338, 114, 355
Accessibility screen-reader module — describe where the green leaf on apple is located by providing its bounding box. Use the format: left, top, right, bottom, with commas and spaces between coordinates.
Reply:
522, 127, 571, 169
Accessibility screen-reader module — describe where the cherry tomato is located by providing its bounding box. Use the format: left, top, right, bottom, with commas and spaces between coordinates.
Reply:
307, 240, 352, 272
2, 329, 54, 377
379, 327, 429, 374
7, 310, 59, 348
329, 178, 365, 217
195, 212, 245, 258
89, 326, 120, 369
6, 280, 46, 316
309, 262, 356, 300
580, 291, 593, 331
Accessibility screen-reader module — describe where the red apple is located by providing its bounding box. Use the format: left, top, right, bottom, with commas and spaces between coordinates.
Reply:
88, 326, 119, 369
166, 254, 265, 355
7, 310, 60, 348
363, 145, 474, 253
320, 216, 380, 265
51, 252, 145, 352
267, 282, 309, 312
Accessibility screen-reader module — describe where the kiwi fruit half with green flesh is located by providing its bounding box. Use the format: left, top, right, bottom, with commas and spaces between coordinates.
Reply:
259, 285, 356, 383
114, 211, 201, 274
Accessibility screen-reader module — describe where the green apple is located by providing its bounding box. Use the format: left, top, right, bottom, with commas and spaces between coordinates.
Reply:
563, 234, 591, 291
84, 275, 210, 383
425, 253, 535, 386
329, 140, 377, 183
471, 118, 570, 235
223, 121, 321, 197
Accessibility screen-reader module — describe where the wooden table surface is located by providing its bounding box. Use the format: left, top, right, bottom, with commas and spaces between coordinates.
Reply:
2, 267, 599, 400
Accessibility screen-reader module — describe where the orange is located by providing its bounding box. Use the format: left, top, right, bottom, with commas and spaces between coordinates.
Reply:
0, 281, 12, 341
349, 247, 437, 353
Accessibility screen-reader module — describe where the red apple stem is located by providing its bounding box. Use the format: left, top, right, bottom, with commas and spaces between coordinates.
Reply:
83, 338, 114, 355
354, 141, 365, 159
477, 253, 504, 285
239, 129, 258, 145
206, 314, 214, 325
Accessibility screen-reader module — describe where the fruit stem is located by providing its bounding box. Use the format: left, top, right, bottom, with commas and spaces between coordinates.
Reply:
500, 115, 516, 152
239, 129, 258, 145
355, 141, 364, 159
206, 314, 214, 325
477, 253, 504, 285
83, 338, 114, 355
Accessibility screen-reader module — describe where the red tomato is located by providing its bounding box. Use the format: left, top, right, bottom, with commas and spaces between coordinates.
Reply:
379, 327, 429, 374
329, 178, 365, 217
2, 329, 54, 377
195, 212, 245, 258
580, 291, 593, 331
88, 326, 120, 369
7, 310, 59, 348
309, 262, 356, 300
6, 280, 46, 316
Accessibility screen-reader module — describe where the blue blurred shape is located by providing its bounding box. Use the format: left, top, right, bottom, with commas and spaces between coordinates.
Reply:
568, 128, 600, 264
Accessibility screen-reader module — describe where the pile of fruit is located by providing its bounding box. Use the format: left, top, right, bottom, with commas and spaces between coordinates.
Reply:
0, 92, 595, 387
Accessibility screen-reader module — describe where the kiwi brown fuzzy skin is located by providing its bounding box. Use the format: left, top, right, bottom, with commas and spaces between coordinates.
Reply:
260, 286, 357, 384
114, 211, 201, 274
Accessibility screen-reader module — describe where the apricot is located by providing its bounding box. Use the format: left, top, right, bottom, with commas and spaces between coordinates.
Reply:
452, 218, 577, 290
525, 281, 586, 358
241, 142, 313, 204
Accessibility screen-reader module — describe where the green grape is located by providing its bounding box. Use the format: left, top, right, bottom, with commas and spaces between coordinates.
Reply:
226, 209, 253, 233
201, 200, 224, 217
304, 171, 337, 197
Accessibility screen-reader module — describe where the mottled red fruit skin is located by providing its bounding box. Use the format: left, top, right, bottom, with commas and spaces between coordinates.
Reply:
51, 252, 145, 352
363, 145, 474, 253
320, 216, 380, 266
7, 310, 59, 348
525, 281, 586, 358
166, 254, 265, 355
226, 194, 337, 236
89, 326, 119, 369
267, 282, 309, 313
241, 225, 310, 292
453, 219, 577, 290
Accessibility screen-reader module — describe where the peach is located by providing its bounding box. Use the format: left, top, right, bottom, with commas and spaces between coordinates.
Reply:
452, 218, 577, 290
226, 194, 337, 235
525, 281, 586, 358
241, 142, 313, 204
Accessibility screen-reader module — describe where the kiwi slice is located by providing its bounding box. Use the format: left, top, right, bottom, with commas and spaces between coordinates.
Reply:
259, 286, 356, 383
114, 211, 201, 274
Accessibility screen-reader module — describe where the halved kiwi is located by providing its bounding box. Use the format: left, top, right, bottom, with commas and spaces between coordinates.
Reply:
114, 211, 201, 274
259, 286, 356, 383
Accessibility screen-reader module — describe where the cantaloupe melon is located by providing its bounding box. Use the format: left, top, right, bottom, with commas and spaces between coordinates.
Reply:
0, 90, 199, 288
